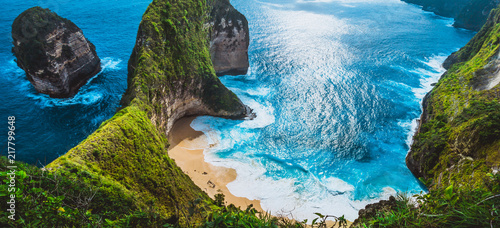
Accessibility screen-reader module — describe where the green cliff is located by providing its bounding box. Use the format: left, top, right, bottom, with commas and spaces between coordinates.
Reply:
403, 0, 500, 31
407, 8, 500, 189
50, 0, 253, 221
1, 0, 255, 227
353, 6, 500, 228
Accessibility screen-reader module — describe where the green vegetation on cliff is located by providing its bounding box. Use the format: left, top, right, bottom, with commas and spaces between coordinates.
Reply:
122, 0, 249, 134
1, 156, 316, 227
48, 106, 209, 224
408, 8, 500, 189
353, 174, 499, 227
2, 0, 252, 227
355, 6, 500, 228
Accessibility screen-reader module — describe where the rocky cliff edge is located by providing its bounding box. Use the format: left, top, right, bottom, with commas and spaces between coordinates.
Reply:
48, 0, 252, 224
407, 8, 500, 189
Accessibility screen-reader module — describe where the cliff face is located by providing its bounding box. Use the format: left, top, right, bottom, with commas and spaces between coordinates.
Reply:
48, 0, 251, 224
351, 9, 500, 226
121, 0, 253, 134
12, 7, 101, 98
208, 0, 250, 76
403, 0, 500, 31
407, 8, 500, 189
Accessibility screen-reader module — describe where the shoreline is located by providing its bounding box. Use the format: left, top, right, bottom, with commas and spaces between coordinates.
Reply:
168, 117, 352, 227
168, 116, 263, 212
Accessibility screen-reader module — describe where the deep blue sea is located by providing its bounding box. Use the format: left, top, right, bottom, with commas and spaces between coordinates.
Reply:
1, 0, 474, 221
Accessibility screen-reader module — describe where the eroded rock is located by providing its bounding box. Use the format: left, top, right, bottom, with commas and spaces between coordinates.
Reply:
12, 7, 101, 98
208, 0, 249, 76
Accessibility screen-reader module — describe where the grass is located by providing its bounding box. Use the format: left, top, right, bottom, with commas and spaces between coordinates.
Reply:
354, 173, 500, 227
2, 0, 253, 227
408, 7, 500, 188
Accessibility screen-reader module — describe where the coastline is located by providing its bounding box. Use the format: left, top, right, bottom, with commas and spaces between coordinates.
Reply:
168, 117, 263, 212
167, 117, 352, 227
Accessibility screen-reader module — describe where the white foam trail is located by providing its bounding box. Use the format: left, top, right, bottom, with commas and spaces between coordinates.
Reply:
26, 90, 103, 107
405, 54, 447, 148
223, 159, 396, 221
101, 57, 122, 70
410, 55, 447, 100
238, 96, 275, 129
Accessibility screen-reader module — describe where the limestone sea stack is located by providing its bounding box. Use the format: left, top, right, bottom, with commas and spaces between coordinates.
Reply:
208, 0, 250, 76
12, 7, 101, 98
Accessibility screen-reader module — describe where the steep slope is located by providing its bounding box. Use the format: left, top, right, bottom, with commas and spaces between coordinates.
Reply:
403, 0, 500, 31
45, 0, 252, 225
407, 8, 500, 189
121, 0, 253, 134
352, 8, 500, 228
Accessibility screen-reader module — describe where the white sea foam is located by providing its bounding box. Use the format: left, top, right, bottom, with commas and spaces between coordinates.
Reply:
224, 160, 397, 221
23, 57, 123, 107
398, 118, 419, 147
238, 96, 275, 129
191, 116, 219, 146
2, 57, 122, 107
189, 117, 402, 221
26, 90, 104, 107
101, 57, 122, 70
410, 55, 447, 100
404, 54, 447, 149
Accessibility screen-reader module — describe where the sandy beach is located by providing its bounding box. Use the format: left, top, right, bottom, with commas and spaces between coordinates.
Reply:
168, 117, 352, 227
168, 117, 263, 212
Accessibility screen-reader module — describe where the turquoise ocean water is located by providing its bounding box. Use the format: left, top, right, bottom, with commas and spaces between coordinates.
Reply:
0, 0, 475, 220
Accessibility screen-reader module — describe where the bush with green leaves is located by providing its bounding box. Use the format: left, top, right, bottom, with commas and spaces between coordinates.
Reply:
354, 173, 500, 227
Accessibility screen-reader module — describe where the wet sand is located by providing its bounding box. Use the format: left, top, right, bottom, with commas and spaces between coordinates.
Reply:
168, 117, 352, 227
168, 117, 263, 212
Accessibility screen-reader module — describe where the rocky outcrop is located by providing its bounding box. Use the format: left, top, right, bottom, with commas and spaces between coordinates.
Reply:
48, 0, 252, 222
12, 7, 101, 98
122, 0, 253, 134
403, 0, 500, 31
208, 0, 250, 76
407, 8, 500, 189
351, 196, 398, 227
443, 6, 500, 69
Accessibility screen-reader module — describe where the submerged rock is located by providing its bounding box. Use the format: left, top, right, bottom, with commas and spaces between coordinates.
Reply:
208, 0, 250, 76
12, 7, 101, 98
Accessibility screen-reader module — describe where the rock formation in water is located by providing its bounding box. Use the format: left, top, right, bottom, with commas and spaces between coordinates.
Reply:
402, 0, 500, 31
406, 7, 500, 189
208, 0, 250, 76
46, 0, 252, 224
12, 7, 101, 98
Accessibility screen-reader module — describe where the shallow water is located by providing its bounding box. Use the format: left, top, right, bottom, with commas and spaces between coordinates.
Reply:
191, 0, 474, 220
0, 0, 475, 221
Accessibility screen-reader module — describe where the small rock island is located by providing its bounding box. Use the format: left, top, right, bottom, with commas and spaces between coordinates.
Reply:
12, 7, 101, 98
209, 0, 250, 76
